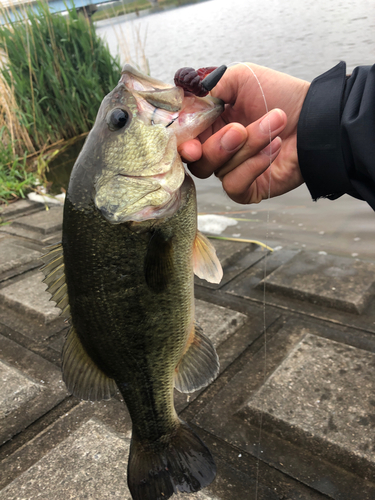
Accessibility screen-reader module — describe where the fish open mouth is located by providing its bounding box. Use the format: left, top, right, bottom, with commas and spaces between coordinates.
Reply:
145, 91, 223, 146
120, 65, 224, 145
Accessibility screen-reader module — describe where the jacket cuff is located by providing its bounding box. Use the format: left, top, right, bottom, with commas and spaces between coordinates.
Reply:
297, 61, 355, 201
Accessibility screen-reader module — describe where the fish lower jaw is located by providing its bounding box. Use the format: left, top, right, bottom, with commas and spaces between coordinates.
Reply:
128, 190, 182, 222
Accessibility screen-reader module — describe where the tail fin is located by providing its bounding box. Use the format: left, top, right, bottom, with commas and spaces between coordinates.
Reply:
127, 420, 216, 500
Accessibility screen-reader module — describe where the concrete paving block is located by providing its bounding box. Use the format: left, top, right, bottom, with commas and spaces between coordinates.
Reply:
0, 272, 61, 324
260, 250, 375, 313
0, 360, 42, 419
0, 334, 68, 444
194, 319, 375, 499
0, 200, 43, 221
195, 299, 247, 347
0, 419, 130, 500
0, 418, 218, 500
246, 333, 375, 469
0, 207, 63, 243
0, 239, 42, 275
11, 206, 63, 235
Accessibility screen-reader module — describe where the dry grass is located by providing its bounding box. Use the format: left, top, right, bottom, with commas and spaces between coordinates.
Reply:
0, 53, 35, 157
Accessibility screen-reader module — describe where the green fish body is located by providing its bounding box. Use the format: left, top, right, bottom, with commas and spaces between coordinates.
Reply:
42, 66, 223, 500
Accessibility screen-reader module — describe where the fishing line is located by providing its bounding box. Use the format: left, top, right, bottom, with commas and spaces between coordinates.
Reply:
227, 61, 274, 500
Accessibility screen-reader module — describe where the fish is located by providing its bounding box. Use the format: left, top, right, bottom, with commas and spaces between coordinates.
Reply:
41, 65, 224, 500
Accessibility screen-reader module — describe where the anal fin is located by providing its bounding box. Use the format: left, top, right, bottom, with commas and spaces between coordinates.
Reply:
193, 231, 223, 284
62, 327, 117, 401
174, 323, 219, 394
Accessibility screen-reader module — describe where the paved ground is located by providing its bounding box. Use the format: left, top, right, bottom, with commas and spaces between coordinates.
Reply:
0, 198, 375, 500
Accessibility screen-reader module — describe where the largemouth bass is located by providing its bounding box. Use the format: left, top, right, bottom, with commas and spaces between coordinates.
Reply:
42, 65, 223, 500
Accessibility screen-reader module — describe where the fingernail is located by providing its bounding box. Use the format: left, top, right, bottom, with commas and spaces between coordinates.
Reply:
220, 127, 246, 152
181, 152, 195, 163
261, 136, 282, 156
259, 109, 284, 134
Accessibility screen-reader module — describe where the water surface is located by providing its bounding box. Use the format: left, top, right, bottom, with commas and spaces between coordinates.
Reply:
95, 0, 375, 260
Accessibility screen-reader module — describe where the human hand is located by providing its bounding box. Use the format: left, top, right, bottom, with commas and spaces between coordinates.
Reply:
178, 63, 310, 204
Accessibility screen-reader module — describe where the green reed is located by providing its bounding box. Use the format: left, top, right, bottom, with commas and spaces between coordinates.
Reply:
0, 1, 121, 201
0, 1, 121, 149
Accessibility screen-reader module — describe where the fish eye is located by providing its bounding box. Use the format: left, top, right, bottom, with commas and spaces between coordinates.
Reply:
107, 108, 129, 131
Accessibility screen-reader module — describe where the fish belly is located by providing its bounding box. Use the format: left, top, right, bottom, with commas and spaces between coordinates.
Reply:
63, 176, 196, 434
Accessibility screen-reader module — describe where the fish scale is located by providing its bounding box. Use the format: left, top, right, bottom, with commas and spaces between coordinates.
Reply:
63, 178, 196, 438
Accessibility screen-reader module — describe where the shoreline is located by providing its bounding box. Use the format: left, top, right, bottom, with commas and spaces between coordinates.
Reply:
95, 0, 212, 27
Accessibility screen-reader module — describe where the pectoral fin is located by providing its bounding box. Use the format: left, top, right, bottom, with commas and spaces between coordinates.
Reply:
62, 327, 117, 401
174, 323, 219, 393
144, 230, 174, 293
193, 231, 223, 284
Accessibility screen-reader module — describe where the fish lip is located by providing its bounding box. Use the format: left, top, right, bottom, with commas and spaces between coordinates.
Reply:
120, 69, 223, 132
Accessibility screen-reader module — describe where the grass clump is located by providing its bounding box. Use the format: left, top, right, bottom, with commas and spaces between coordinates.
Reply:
0, 128, 38, 204
0, 1, 121, 202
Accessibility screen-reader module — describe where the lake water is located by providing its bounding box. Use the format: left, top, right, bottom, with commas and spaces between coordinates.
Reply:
94, 0, 375, 260
97, 0, 375, 82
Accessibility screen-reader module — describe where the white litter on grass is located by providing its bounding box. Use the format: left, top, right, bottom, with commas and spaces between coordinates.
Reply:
197, 214, 237, 235
28, 192, 65, 205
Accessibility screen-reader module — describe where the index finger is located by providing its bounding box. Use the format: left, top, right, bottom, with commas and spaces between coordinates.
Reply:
188, 123, 247, 179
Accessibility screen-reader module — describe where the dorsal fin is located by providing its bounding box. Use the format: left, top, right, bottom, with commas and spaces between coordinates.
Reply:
41, 243, 117, 401
40, 243, 70, 318
193, 231, 223, 284
62, 327, 118, 401
174, 323, 219, 394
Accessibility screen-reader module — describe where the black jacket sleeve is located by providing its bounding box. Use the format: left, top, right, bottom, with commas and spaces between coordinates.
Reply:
297, 61, 375, 210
